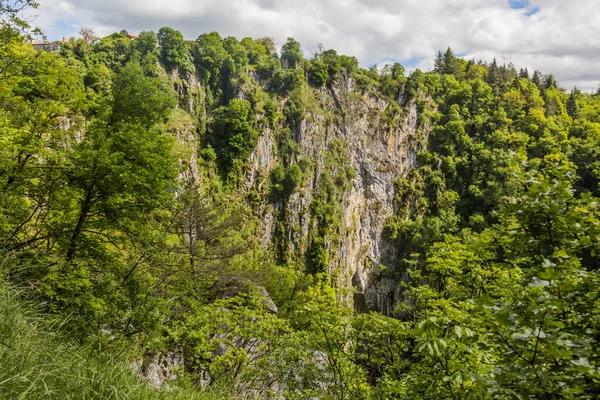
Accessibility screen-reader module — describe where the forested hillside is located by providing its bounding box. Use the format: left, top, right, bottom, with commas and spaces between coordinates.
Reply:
1, 1, 599, 398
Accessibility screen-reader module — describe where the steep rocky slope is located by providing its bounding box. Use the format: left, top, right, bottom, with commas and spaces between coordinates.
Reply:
166, 70, 429, 314
250, 84, 423, 314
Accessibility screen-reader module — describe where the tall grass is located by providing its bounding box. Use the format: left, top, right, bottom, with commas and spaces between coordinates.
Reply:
0, 281, 233, 399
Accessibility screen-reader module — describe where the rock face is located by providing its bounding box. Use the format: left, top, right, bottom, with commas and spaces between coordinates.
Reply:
246, 77, 427, 314
170, 67, 206, 187
211, 275, 279, 314
133, 351, 184, 388
169, 70, 427, 315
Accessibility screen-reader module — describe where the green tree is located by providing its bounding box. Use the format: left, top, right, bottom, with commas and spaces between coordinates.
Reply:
281, 37, 302, 69
545, 73, 558, 89
193, 31, 232, 103
64, 60, 177, 261
0, 0, 41, 43
392, 62, 405, 79
532, 70, 542, 88
157, 27, 194, 73
135, 30, 159, 58
567, 87, 581, 119
223, 36, 249, 71
434, 50, 444, 73
477, 161, 600, 398
442, 47, 461, 75
308, 60, 329, 87
211, 99, 258, 183
0, 45, 85, 254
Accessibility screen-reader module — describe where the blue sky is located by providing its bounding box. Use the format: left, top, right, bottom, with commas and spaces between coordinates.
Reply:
31, 0, 600, 91
508, 0, 540, 16
508, 0, 529, 8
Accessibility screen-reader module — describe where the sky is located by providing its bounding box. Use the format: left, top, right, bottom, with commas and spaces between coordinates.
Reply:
29, 0, 600, 91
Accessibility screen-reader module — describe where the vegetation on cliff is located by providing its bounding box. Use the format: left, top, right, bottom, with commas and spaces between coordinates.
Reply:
1, 1, 599, 398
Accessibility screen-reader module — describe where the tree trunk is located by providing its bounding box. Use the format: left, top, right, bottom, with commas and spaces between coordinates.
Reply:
66, 187, 94, 261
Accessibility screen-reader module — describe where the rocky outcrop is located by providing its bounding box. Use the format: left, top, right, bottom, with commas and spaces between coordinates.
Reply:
171, 69, 427, 315
247, 77, 427, 314
133, 350, 184, 388
169, 67, 206, 186
211, 275, 279, 314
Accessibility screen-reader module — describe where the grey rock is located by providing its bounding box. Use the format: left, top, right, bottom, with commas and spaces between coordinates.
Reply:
134, 350, 184, 388
246, 76, 429, 314
212, 276, 278, 314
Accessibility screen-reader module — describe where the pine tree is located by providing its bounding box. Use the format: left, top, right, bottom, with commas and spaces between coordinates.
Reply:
545, 73, 558, 89
442, 47, 460, 75
434, 50, 444, 73
487, 59, 499, 83
567, 88, 581, 119
532, 70, 542, 88
519, 67, 529, 79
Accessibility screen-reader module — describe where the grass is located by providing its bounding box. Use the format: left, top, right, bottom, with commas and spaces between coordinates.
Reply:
0, 280, 236, 400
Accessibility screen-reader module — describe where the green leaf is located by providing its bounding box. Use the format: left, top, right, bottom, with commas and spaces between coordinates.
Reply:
530, 277, 550, 287
454, 325, 462, 338
572, 358, 592, 368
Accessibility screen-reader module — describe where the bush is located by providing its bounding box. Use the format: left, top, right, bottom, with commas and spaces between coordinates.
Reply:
308, 60, 328, 87
0, 279, 216, 399
271, 164, 303, 198
306, 237, 328, 274
211, 99, 258, 183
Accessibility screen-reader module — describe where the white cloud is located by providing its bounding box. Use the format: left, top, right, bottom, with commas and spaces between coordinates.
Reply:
31, 0, 600, 90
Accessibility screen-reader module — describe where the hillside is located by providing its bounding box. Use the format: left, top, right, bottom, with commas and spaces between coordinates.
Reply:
1, 11, 600, 399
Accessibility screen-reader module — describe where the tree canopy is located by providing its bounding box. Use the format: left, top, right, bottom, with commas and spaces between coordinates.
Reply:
1, 14, 599, 398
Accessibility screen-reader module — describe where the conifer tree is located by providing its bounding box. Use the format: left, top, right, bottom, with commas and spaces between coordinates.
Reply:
434, 50, 444, 73
545, 73, 558, 89
519, 67, 529, 79
442, 47, 460, 75
567, 87, 581, 119
532, 70, 542, 88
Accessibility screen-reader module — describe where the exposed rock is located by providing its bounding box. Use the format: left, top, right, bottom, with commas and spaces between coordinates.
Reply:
134, 350, 184, 388
169, 67, 205, 187
247, 76, 428, 314
211, 276, 278, 314
170, 70, 429, 315
257, 286, 279, 315
248, 125, 276, 188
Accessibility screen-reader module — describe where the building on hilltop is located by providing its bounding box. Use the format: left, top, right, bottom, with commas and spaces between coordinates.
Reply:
28, 37, 67, 53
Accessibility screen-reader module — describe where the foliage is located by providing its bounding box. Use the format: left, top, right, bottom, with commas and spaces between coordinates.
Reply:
0, 0, 42, 44
158, 27, 194, 73
211, 99, 259, 184
280, 37, 303, 69
192, 32, 234, 103
0, 278, 221, 399
2, 17, 600, 399
270, 164, 303, 198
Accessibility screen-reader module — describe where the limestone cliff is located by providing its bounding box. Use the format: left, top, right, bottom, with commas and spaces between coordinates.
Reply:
169, 66, 429, 314
241, 75, 429, 314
